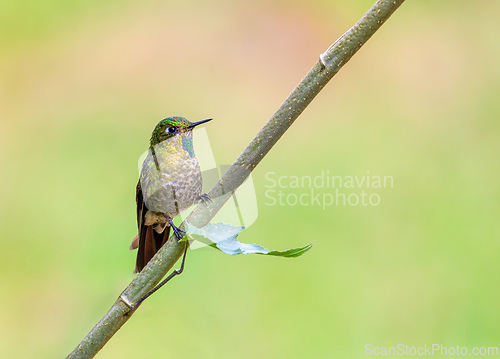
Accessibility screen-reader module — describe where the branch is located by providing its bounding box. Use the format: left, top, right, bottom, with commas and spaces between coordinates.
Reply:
66, 1, 405, 357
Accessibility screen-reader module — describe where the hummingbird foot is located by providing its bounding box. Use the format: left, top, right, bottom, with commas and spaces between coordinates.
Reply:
167, 216, 186, 239
198, 193, 212, 206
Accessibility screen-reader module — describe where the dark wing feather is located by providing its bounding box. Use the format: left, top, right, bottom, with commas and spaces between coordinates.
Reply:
135, 181, 170, 273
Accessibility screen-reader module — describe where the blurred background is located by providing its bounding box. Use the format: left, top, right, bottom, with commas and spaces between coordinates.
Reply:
1, 0, 499, 358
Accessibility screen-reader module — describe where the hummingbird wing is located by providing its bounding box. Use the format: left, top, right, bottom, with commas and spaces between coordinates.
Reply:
134, 181, 171, 273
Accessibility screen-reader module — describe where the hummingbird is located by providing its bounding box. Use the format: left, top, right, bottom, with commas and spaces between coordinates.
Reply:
130, 116, 212, 274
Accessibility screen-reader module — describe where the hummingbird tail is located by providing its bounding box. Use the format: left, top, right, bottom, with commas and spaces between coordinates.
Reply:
134, 225, 171, 273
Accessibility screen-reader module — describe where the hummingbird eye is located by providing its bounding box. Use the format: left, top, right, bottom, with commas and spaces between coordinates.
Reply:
165, 126, 177, 134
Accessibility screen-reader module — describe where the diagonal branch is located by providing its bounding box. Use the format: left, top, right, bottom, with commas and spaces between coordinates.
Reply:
66, 1, 405, 357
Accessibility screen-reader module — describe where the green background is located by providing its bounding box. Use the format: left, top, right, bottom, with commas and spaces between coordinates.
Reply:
1, 0, 499, 358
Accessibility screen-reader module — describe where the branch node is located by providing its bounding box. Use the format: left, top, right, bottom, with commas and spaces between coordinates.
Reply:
119, 294, 134, 309
319, 32, 345, 67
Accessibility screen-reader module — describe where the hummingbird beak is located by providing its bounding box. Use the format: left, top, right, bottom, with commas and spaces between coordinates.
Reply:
188, 118, 213, 129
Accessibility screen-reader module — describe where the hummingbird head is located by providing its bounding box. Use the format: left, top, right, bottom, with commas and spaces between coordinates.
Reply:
149, 116, 212, 147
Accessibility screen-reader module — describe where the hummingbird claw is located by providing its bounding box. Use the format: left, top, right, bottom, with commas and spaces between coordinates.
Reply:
172, 226, 186, 240
198, 193, 212, 206
166, 216, 186, 239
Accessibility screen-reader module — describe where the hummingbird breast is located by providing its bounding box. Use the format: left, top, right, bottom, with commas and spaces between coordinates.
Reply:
140, 136, 202, 217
